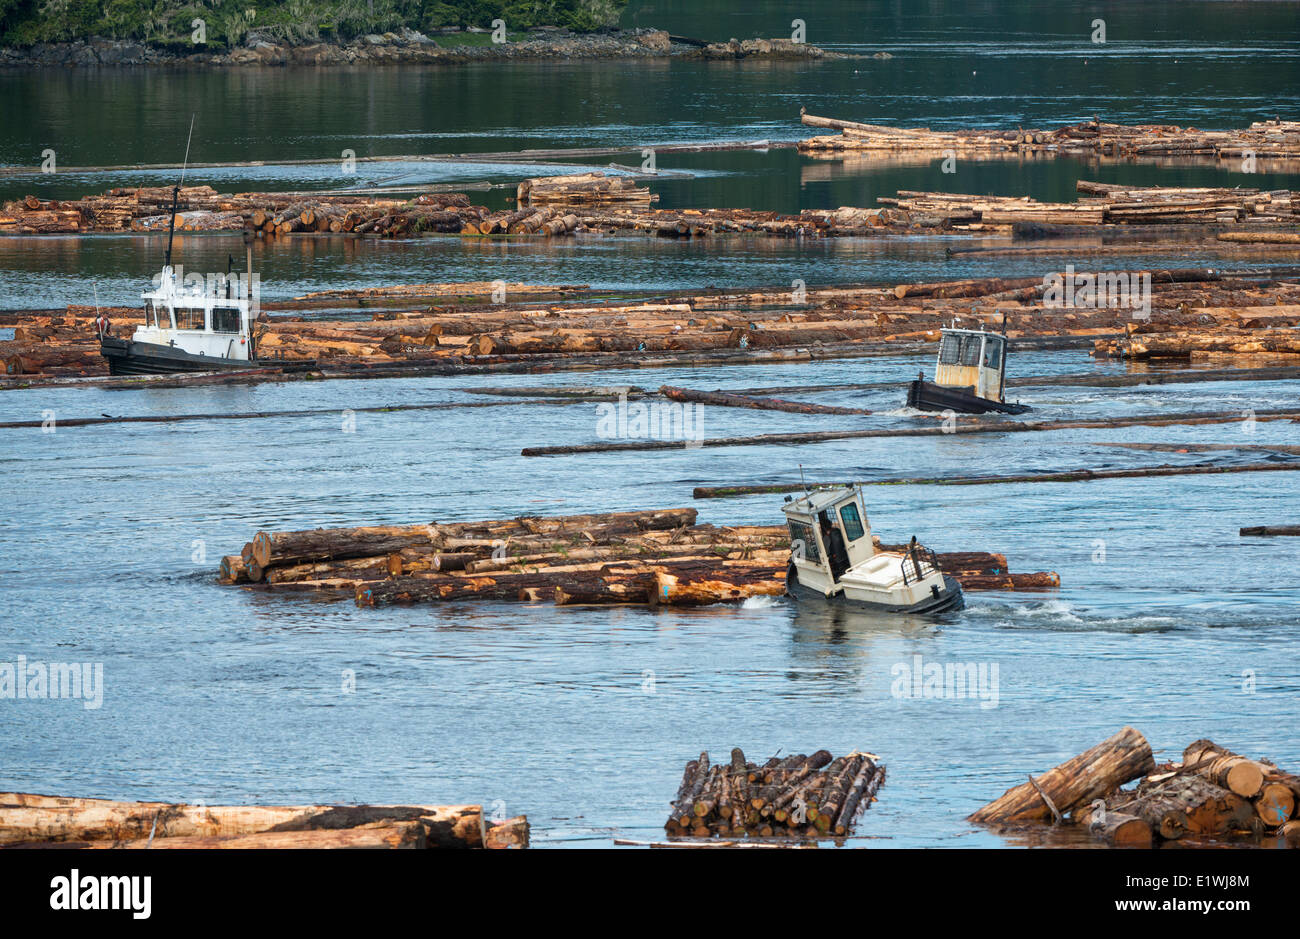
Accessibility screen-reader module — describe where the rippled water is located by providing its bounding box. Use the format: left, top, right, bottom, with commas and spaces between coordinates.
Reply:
2, 350, 1298, 846
2, 0, 1299, 847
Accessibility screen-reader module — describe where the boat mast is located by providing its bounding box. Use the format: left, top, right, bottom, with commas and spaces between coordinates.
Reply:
162, 115, 196, 277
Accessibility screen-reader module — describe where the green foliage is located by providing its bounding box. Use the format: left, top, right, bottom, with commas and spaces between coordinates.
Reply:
0, 0, 627, 46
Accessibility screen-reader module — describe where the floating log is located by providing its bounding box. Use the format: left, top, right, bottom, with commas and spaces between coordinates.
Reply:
484, 816, 530, 849
251, 524, 437, 569
525, 408, 1300, 456
75, 823, 432, 850
659, 384, 872, 415
968, 726, 1155, 825
1254, 783, 1296, 826
218, 555, 249, 584
0, 795, 488, 848
692, 461, 1300, 497
1240, 525, 1300, 536
1086, 809, 1153, 847
1183, 739, 1268, 798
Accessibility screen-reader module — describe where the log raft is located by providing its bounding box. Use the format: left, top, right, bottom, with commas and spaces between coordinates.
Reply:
216, 508, 1058, 607
8, 268, 1300, 381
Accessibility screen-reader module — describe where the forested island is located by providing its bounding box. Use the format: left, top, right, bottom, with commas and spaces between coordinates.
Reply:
0, 0, 626, 48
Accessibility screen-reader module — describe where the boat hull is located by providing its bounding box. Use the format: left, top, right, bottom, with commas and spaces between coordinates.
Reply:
100, 337, 258, 375
906, 379, 1031, 415
786, 564, 965, 615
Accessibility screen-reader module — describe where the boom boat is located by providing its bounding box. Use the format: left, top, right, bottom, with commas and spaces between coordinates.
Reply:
782, 486, 964, 614
906, 324, 1030, 415
99, 254, 259, 375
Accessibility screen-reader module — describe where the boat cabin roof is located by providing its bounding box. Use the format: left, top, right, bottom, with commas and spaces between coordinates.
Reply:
143, 292, 244, 310
940, 324, 1007, 340
783, 486, 859, 519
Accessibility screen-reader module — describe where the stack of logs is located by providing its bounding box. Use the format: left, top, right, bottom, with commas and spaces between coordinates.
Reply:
8, 270, 1300, 379
799, 113, 1300, 165
6, 178, 1294, 240
216, 508, 1057, 608
879, 181, 1297, 228
0, 187, 493, 238
969, 727, 1300, 846
517, 171, 655, 209
0, 794, 528, 849
666, 748, 885, 839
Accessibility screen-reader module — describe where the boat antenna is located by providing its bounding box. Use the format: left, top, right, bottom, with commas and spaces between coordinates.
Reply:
798, 463, 810, 494
163, 114, 196, 272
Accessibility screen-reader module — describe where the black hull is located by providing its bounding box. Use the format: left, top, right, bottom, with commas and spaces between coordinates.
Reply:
100, 337, 259, 376
906, 379, 1031, 415
787, 564, 965, 615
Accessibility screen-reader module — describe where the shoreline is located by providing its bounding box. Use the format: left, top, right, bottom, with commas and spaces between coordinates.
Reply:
0, 29, 853, 69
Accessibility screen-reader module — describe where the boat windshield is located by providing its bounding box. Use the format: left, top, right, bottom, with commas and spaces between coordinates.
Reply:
175, 304, 205, 331
938, 332, 961, 364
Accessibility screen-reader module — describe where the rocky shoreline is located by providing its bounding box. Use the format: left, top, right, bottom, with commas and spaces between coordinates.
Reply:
0, 28, 853, 68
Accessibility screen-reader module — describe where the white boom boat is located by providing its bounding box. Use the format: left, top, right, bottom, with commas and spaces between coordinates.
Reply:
783, 485, 964, 614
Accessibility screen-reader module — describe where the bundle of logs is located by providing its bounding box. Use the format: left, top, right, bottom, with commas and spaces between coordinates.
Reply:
215, 507, 1057, 608
9, 267, 1300, 381
969, 727, 1300, 847
0, 793, 529, 849
879, 181, 1297, 228
1094, 326, 1300, 361
799, 113, 1300, 166
9, 268, 1300, 380
8, 177, 1295, 241
518, 171, 655, 208
665, 748, 885, 839
0, 187, 530, 238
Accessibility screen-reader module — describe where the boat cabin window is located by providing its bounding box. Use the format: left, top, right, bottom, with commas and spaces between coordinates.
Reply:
175, 305, 205, 331
939, 333, 983, 367
982, 336, 1003, 369
787, 519, 822, 563
212, 306, 241, 334
144, 300, 156, 326
838, 503, 866, 541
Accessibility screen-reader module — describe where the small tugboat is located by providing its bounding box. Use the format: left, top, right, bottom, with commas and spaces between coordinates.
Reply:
783, 485, 964, 614
905, 322, 1030, 415
98, 199, 262, 375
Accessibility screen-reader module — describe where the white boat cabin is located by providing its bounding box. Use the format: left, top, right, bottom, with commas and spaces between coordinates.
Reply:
783, 486, 954, 610
131, 265, 255, 362
934, 326, 1007, 403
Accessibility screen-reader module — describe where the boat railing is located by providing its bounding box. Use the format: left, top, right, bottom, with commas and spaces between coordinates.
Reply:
901, 545, 940, 586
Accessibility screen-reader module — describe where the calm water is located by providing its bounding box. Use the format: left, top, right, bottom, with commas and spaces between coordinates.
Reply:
2, 0, 1299, 847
